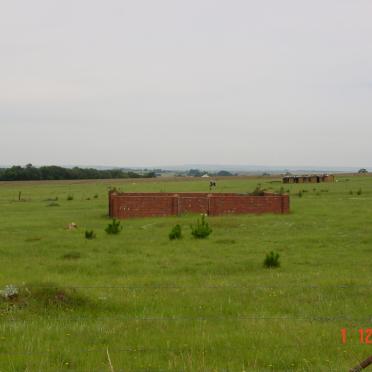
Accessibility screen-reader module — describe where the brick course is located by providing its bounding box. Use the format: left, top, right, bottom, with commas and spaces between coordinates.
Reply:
109, 192, 289, 218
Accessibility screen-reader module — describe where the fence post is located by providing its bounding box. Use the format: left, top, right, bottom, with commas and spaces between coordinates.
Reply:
350, 355, 372, 372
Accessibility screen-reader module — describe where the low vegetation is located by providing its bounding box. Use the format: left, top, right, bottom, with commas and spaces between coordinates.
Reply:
263, 251, 280, 268
46, 201, 60, 207
191, 214, 212, 239
105, 219, 122, 235
168, 224, 182, 240
84, 230, 96, 240
250, 184, 265, 196
61, 252, 81, 260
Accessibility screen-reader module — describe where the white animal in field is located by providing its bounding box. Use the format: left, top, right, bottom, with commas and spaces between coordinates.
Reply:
67, 222, 78, 230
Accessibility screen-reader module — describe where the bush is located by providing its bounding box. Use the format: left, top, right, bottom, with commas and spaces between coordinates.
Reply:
357, 188, 362, 195
169, 224, 182, 240
251, 185, 265, 196
44, 197, 58, 202
215, 239, 236, 244
47, 202, 60, 207
263, 251, 280, 268
191, 215, 212, 239
105, 219, 122, 235
85, 230, 96, 240
62, 252, 81, 260
298, 191, 303, 197
67, 195, 74, 201
93, 194, 99, 199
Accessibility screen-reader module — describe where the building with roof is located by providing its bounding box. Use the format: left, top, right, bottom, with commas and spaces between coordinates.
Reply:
282, 174, 335, 184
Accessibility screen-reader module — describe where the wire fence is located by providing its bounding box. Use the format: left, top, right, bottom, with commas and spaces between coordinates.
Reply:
1, 315, 371, 323
0, 345, 312, 356
3, 284, 372, 289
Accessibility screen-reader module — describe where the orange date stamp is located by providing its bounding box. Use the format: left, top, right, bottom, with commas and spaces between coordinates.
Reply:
341, 328, 372, 344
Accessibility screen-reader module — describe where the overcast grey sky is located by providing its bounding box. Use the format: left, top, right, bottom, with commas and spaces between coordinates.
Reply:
1, 0, 371, 168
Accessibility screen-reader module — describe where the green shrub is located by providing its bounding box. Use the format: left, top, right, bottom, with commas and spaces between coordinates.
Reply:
47, 202, 60, 207
62, 252, 81, 260
93, 194, 99, 199
298, 191, 303, 197
191, 215, 212, 239
169, 224, 182, 240
349, 190, 353, 195
67, 195, 74, 201
357, 188, 362, 195
215, 239, 236, 244
85, 230, 96, 240
105, 219, 122, 235
251, 185, 265, 196
263, 251, 280, 268
44, 197, 58, 202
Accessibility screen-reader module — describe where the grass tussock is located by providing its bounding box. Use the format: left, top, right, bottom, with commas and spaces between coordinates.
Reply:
25, 237, 42, 242
61, 252, 81, 260
105, 219, 122, 234
85, 230, 96, 240
263, 251, 280, 268
47, 202, 60, 207
214, 239, 236, 244
191, 215, 212, 239
169, 224, 182, 240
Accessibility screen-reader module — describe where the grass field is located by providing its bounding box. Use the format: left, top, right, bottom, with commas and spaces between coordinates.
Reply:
0, 175, 372, 371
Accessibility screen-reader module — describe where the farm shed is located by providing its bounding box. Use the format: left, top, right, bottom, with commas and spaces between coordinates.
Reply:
283, 174, 335, 184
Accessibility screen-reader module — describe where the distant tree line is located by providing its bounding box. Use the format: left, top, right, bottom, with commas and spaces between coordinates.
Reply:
0, 164, 156, 181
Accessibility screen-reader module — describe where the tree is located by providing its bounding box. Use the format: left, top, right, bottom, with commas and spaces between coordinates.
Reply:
0, 165, 157, 181
217, 170, 233, 176
358, 168, 368, 174
187, 169, 203, 177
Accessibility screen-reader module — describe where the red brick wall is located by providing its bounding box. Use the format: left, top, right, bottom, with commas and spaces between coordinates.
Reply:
208, 195, 287, 216
178, 195, 210, 214
109, 192, 289, 218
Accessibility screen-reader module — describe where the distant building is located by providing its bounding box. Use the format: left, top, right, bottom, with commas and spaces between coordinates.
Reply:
283, 174, 335, 184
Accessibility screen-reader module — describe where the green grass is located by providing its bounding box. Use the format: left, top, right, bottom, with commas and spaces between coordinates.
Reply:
0, 175, 372, 371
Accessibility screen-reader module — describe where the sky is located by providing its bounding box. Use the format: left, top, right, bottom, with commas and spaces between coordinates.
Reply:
1, 0, 372, 168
